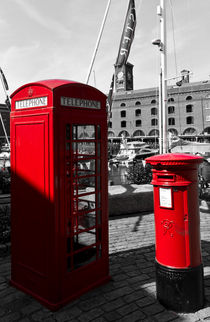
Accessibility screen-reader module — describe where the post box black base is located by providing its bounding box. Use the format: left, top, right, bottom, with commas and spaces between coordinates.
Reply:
156, 261, 204, 313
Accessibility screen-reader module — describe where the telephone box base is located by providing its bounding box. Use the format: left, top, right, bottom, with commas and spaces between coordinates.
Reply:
10, 276, 111, 311
156, 261, 204, 313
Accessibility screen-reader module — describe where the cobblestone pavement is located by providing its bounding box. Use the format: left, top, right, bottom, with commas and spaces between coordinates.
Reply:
0, 211, 210, 321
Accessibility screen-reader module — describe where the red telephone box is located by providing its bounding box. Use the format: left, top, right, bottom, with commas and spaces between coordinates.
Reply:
10, 79, 110, 310
146, 153, 204, 313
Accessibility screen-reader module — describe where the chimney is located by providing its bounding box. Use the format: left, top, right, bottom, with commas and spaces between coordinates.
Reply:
181, 70, 190, 83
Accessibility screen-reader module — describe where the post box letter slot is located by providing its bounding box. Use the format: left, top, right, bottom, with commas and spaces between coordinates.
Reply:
157, 175, 175, 182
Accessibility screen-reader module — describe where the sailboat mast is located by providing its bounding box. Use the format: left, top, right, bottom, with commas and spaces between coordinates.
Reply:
86, 0, 112, 84
158, 0, 167, 154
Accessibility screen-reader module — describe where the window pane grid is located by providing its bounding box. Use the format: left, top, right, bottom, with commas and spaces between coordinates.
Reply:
65, 124, 102, 272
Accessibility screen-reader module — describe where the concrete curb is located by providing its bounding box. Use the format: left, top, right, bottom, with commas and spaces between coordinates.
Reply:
108, 184, 154, 216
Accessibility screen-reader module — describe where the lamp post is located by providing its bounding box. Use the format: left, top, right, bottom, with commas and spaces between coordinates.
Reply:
152, 0, 167, 154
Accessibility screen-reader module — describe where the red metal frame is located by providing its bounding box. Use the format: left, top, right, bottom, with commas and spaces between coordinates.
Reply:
146, 153, 203, 269
10, 80, 110, 310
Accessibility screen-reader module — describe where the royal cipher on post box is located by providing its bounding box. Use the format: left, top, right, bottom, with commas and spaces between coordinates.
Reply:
146, 153, 204, 313
10, 79, 110, 310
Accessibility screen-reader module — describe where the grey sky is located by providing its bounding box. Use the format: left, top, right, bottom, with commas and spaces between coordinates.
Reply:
0, 0, 210, 102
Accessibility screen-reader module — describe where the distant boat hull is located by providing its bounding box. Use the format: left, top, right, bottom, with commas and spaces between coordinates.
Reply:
171, 141, 210, 155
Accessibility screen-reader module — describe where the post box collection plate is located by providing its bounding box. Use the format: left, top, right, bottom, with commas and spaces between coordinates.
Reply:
159, 187, 172, 208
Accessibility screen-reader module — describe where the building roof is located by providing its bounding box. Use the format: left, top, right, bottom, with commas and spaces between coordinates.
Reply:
113, 80, 210, 101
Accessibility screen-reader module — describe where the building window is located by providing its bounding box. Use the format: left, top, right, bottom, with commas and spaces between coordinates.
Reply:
108, 121, 112, 128
168, 118, 175, 126
151, 99, 157, 104
121, 121, 126, 128
151, 107, 157, 115
183, 128, 196, 135
168, 129, 178, 136
121, 110, 126, 117
151, 118, 158, 126
136, 120, 142, 127
108, 131, 115, 137
133, 130, 145, 136
135, 101, 141, 106
119, 130, 129, 137
186, 104, 193, 113
168, 97, 175, 102
186, 95, 192, 100
120, 102, 126, 107
149, 129, 159, 136
168, 106, 175, 114
186, 116, 194, 124
135, 109, 141, 116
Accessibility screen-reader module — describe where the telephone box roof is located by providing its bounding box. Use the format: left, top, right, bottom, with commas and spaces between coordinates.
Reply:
10, 79, 104, 98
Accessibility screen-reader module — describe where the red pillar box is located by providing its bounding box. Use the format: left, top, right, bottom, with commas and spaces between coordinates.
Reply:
146, 153, 204, 313
10, 79, 110, 310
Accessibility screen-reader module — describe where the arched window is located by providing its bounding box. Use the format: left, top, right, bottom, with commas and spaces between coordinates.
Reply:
203, 127, 210, 134
151, 118, 158, 126
183, 128, 196, 135
135, 101, 141, 106
121, 121, 126, 128
120, 102, 126, 107
136, 120, 142, 127
186, 95, 192, 100
168, 118, 175, 126
186, 116, 194, 124
168, 129, 178, 136
186, 104, 193, 113
168, 106, 175, 114
133, 130, 145, 137
108, 121, 112, 128
149, 129, 159, 136
108, 131, 115, 137
121, 110, 126, 117
135, 109, 141, 117
119, 130, 129, 137
151, 107, 158, 115
151, 99, 157, 104
168, 97, 175, 102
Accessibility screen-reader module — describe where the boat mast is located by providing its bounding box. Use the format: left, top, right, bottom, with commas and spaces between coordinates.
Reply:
86, 0, 112, 84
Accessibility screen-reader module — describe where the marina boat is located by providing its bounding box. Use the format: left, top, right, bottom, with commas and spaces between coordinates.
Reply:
110, 137, 158, 167
170, 136, 210, 155
112, 140, 147, 165
133, 147, 158, 161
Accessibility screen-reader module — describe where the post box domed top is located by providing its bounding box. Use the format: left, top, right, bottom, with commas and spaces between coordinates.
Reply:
146, 153, 203, 167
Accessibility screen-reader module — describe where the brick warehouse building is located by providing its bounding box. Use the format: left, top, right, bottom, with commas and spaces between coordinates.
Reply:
108, 65, 210, 143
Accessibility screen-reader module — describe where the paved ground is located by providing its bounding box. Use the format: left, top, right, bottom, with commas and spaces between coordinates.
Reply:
0, 211, 210, 321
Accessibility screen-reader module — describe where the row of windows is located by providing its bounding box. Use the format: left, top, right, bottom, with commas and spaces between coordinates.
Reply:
168, 105, 194, 114
108, 126, 210, 138
108, 116, 194, 128
119, 105, 194, 118
119, 95, 194, 107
